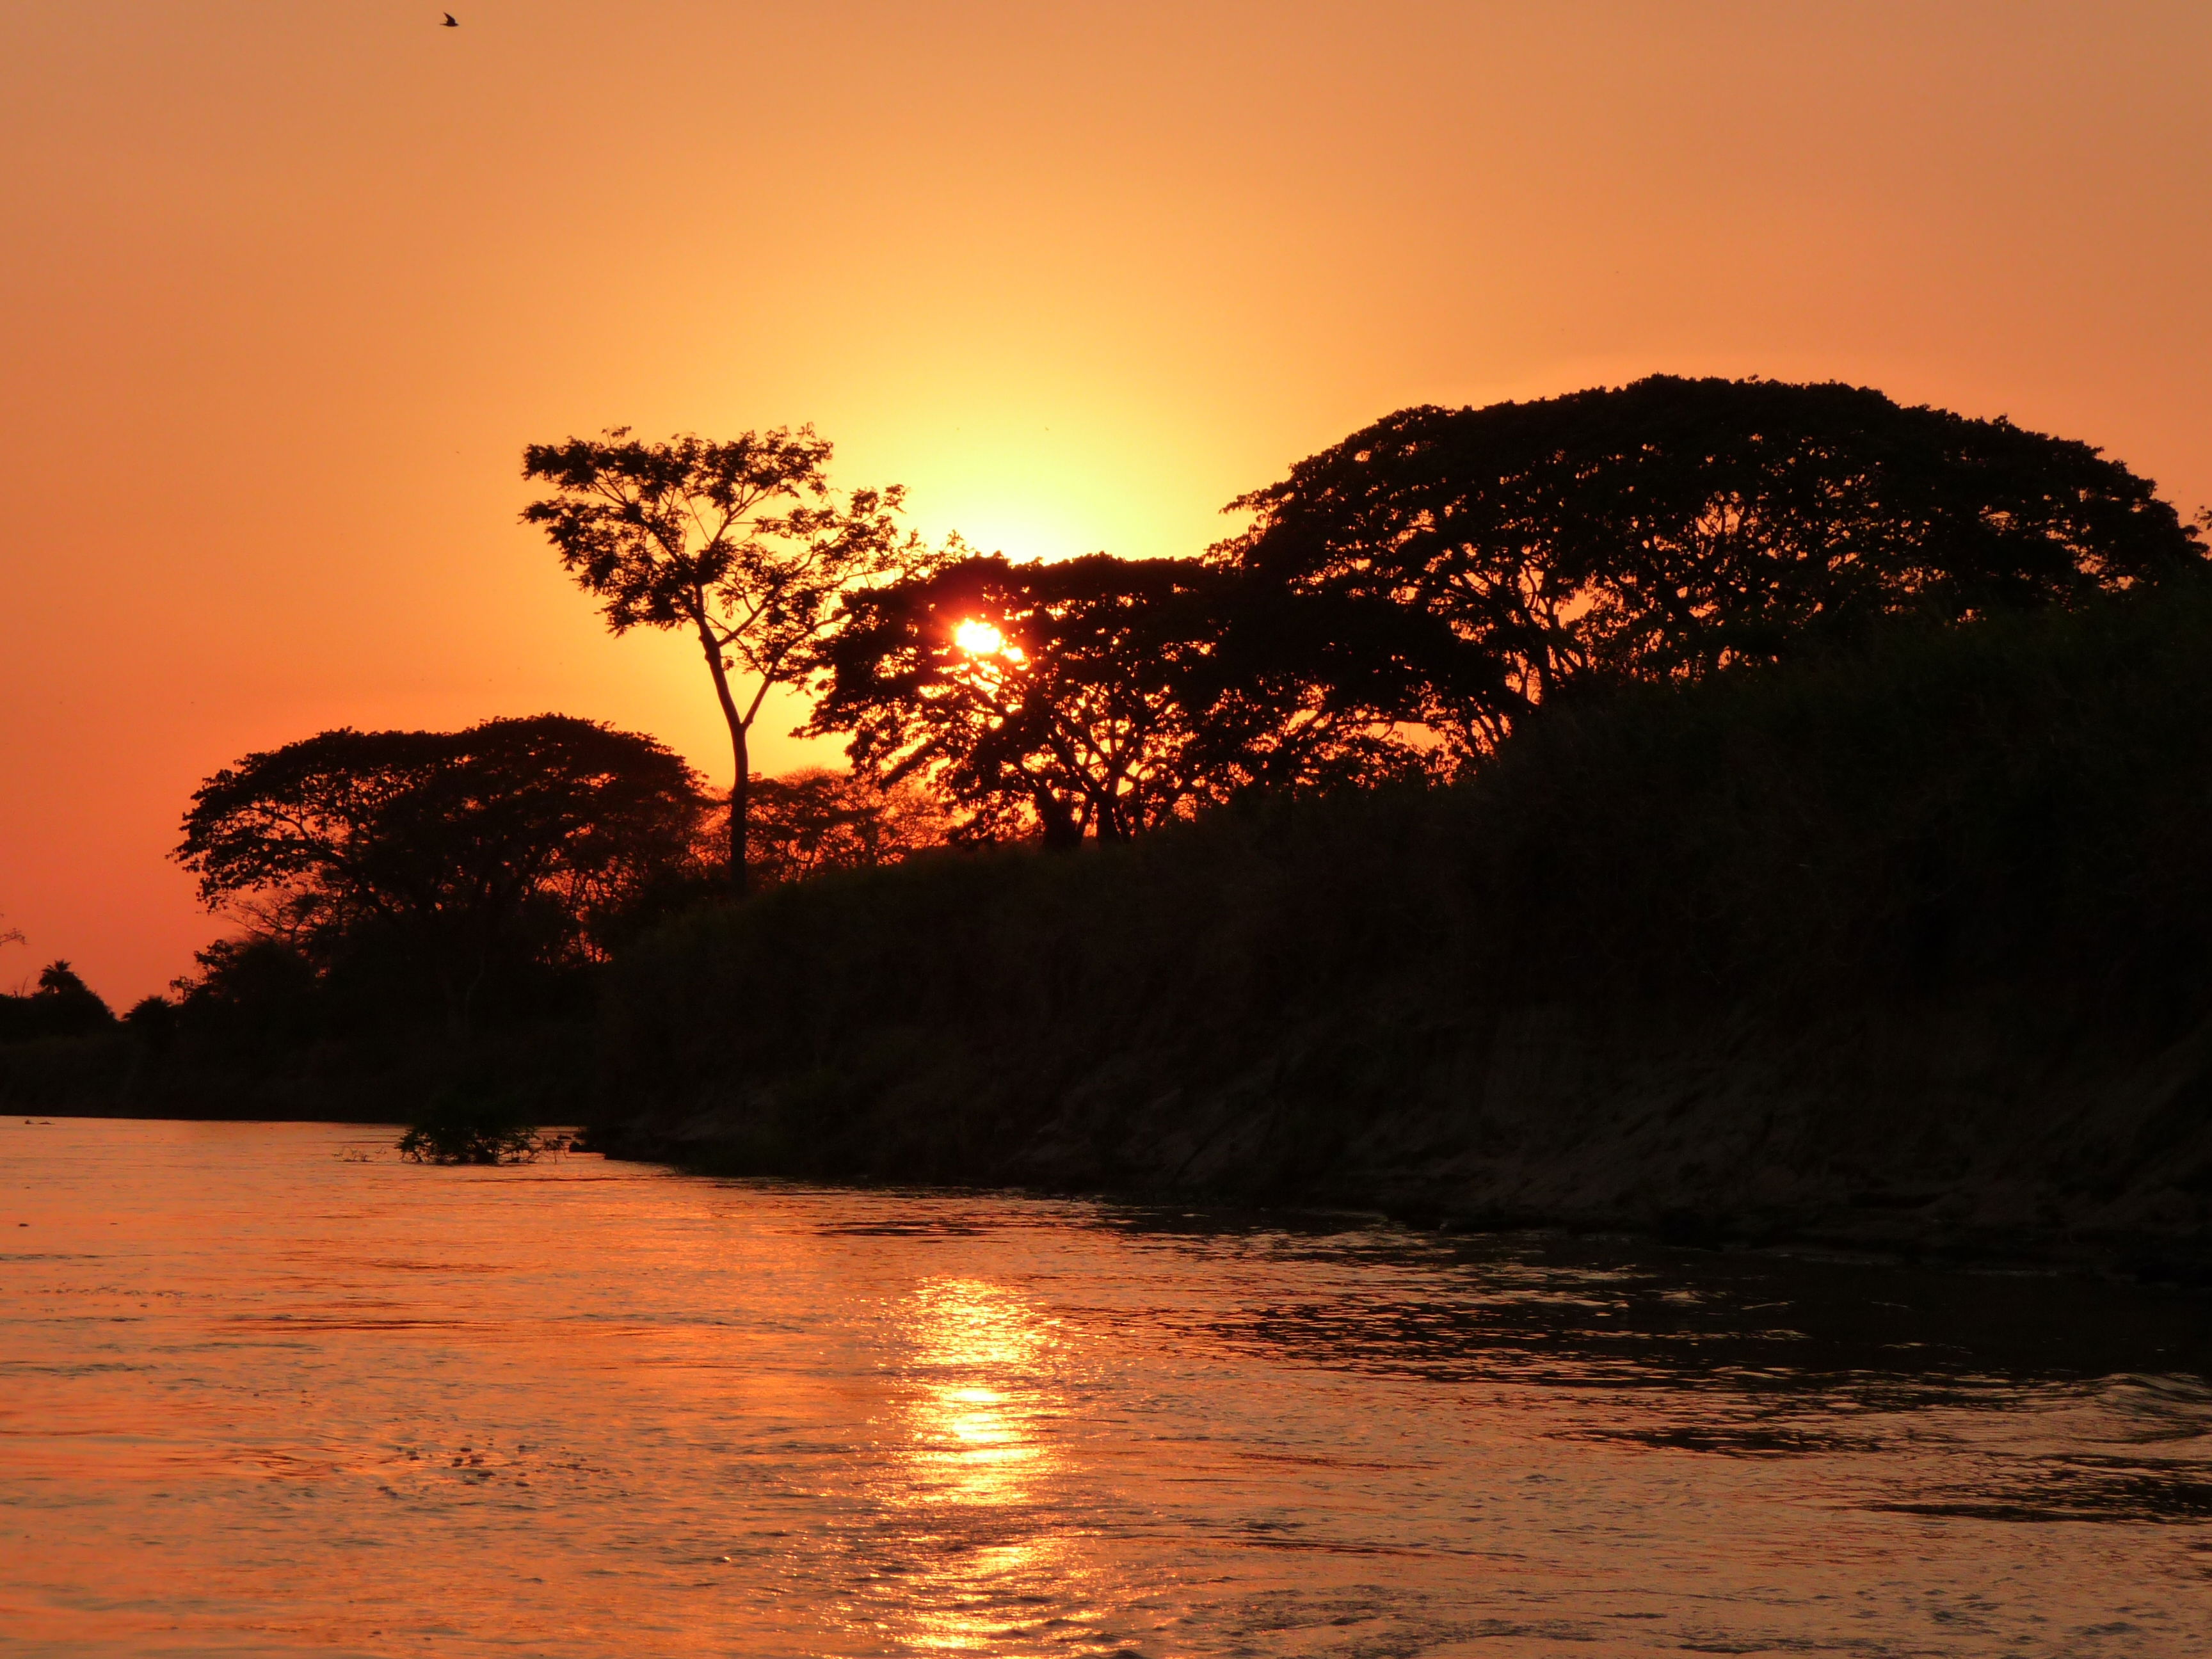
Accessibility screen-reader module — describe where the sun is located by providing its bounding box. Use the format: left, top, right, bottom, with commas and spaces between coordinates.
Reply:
952, 618, 1011, 657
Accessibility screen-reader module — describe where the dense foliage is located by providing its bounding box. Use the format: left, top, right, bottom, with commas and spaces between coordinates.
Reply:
601, 581, 2212, 1208
805, 554, 1439, 841
745, 769, 954, 884
1212, 376, 2204, 760
17, 375, 2206, 1078
796, 379, 2205, 838
174, 716, 708, 1033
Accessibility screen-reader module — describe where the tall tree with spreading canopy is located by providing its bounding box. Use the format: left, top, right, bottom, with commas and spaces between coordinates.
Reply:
1216, 376, 2208, 758
176, 716, 707, 1032
522, 428, 933, 892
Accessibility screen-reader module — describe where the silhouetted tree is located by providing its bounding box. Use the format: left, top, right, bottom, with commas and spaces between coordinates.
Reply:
522, 428, 936, 892
175, 716, 707, 1034
1165, 567, 1463, 801
166, 937, 324, 1053
745, 768, 954, 885
1217, 376, 2209, 758
807, 554, 1434, 842
122, 993, 180, 1050
0, 961, 115, 1044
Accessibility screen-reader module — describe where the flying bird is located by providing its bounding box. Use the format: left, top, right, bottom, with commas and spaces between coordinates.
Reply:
442, 12, 458, 24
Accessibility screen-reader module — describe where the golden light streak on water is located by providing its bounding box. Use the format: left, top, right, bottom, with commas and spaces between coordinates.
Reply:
1, 1117, 2208, 1656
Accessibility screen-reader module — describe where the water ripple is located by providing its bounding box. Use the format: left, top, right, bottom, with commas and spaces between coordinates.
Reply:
0, 1118, 2206, 1656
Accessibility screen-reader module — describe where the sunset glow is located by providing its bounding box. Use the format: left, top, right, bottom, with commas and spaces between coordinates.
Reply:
952, 619, 1013, 659
8, 11, 2212, 1653
3, 3, 2209, 1000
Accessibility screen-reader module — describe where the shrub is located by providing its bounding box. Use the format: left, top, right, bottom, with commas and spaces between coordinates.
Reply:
397, 1089, 559, 1165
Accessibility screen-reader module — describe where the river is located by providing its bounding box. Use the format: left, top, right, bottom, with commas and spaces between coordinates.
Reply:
1, 1116, 2207, 1656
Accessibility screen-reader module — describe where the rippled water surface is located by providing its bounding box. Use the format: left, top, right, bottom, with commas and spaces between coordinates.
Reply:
3, 1118, 2209, 1657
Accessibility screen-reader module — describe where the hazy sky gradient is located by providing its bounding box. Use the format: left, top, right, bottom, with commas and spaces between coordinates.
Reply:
4, 1, 2208, 1001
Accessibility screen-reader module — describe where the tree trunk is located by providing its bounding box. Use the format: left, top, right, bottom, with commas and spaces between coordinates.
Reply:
695, 611, 751, 896
728, 722, 749, 895
1037, 787, 1081, 849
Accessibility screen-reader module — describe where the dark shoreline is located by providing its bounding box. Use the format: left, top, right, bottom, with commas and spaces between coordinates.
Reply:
15, 591, 2212, 1286
561, 1022, 2212, 1292
567, 595, 2212, 1290
14, 1098, 2210, 1290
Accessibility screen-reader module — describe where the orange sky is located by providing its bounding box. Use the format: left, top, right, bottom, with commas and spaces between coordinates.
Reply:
3, 2, 2208, 1004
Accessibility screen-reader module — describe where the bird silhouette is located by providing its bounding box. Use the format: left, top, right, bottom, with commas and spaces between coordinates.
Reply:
442, 12, 458, 24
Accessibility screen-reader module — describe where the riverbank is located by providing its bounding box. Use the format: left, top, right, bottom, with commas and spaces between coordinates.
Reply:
586, 588, 2212, 1278
16, 589, 2212, 1279
0, 1023, 600, 1125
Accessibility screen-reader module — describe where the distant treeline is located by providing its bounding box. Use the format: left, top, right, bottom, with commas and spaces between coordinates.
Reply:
3, 375, 2206, 1095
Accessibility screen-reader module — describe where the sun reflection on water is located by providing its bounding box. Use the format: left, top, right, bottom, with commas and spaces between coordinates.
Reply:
902, 1276, 1055, 1507
874, 1276, 1087, 1653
